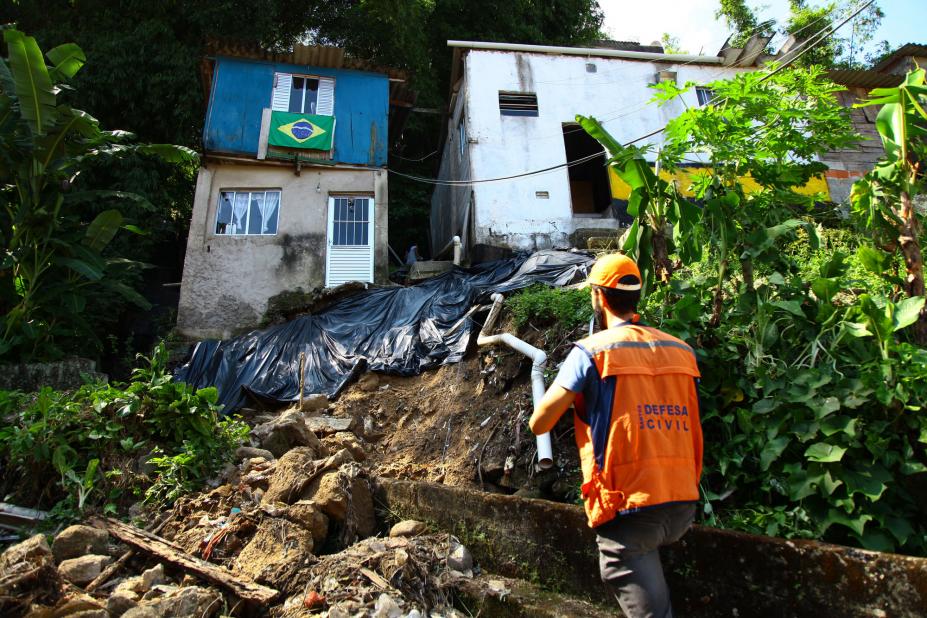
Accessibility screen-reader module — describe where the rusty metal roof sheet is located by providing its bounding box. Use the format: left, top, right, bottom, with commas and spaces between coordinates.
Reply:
827, 69, 904, 89
873, 43, 927, 72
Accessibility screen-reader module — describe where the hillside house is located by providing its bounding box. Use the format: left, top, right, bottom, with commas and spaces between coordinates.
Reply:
177, 43, 413, 339
430, 38, 920, 260
429, 39, 789, 260
823, 43, 927, 202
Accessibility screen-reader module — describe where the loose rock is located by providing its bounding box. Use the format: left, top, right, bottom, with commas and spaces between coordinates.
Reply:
446, 539, 473, 572
323, 431, 367, 461
285, 500, 330, 546
252, 408, 327, 458
300, 393, 330, 413
305, 415, 354, 435
264, 447, 323, 505
107, 590, 139, 617
52, 524, 110, 562
57, 554, 112, 586
140, 563, 166, 591
236, 446, 275, 462
389, 520, 428, 538
125, 586, 221, 618
236, 518, 314, 589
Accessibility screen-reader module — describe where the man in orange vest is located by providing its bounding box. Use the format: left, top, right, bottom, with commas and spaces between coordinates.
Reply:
530, 253, 703, 618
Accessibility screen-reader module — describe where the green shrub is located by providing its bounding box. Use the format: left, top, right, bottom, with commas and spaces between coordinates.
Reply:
0, 342, 248, 522
506, 285, 593, 332
641, 251, 927, 556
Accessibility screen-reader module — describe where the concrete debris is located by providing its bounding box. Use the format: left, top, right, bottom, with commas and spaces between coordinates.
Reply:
51, 524, 110, 562
305, 415, 354, 435
57, 554, 112, 586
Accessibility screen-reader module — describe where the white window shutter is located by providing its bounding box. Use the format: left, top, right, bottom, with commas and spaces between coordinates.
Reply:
271, 73, 292, 112
317, 78, 335, 115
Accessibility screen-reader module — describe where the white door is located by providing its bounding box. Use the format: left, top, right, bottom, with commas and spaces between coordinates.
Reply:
326, 196, 374, 287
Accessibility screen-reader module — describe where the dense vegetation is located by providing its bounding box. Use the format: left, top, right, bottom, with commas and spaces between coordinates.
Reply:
0, 343, 248, 523
567, 65, 926, 555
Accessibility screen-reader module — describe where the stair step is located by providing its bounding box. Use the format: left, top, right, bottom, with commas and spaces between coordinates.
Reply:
454, 574, 615, 618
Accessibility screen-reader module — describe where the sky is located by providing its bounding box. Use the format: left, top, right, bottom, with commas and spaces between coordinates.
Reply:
599, 0, 923, 59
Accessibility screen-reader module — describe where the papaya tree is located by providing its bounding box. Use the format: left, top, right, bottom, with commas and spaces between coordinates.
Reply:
0, 30, 197, 360
850, 67, 927, 343
581, 66, 857, 326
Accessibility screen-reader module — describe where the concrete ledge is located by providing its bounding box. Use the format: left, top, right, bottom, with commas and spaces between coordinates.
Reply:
375, 479, 927, 617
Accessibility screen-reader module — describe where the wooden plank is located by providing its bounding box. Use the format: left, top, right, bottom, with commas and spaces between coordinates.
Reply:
91, 517, 278, 604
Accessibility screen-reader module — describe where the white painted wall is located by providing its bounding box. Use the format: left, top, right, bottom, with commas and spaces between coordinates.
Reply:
432, 49, 753, 253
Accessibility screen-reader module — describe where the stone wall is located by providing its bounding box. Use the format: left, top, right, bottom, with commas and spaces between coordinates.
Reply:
0, 358, 106, 392
376, 479, 927, 617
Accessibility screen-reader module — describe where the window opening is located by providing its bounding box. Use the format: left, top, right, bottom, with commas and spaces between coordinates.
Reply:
458, 120, 466, 157
215, 190, 280, 235
499, 92, 539, 117
332, 197, 370, 246
289, 76, 320, 114
696, 87, 715, 107
563, 124, 611, 215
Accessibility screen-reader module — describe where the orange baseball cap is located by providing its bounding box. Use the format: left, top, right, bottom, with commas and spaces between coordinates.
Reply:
586, 253, 642, 290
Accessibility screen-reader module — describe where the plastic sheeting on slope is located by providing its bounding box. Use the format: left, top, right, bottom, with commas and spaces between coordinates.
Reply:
174, 250, 594, 412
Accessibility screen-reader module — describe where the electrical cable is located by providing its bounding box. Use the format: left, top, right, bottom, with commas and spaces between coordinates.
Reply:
389, 0, 873, 187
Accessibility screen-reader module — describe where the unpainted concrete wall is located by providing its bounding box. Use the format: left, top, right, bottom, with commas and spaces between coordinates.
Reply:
377, 479, 927, 618
433, 50, 753, 252
821, 87, 885, 203
177, 162, 387, 339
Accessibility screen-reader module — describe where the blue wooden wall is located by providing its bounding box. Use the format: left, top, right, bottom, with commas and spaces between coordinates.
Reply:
203, 57, 389, 166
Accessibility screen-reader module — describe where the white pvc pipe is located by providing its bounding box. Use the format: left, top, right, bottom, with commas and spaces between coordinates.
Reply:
477, 293, 554, 470
452, 235, 461, 266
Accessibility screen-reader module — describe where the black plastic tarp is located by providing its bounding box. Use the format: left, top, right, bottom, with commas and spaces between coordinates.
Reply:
174, 250, 594, 412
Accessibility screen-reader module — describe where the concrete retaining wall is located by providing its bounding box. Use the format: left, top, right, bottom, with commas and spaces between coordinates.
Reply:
376, 479, 927, 617
0, 358, 105, 392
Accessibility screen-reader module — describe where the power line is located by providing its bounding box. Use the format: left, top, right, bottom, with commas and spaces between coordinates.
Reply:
389, 0, 872, 187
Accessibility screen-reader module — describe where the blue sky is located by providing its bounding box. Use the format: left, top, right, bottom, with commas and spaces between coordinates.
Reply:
600, 0, 923, 60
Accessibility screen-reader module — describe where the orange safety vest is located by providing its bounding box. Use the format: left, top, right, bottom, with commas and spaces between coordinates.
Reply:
573, 324, 703, 528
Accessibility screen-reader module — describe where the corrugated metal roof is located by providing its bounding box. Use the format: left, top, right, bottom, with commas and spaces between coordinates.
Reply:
873, 43, 927, 72
827, 69, 904, 89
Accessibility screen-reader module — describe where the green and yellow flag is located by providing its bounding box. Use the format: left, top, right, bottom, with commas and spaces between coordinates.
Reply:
268, 111, 335, 150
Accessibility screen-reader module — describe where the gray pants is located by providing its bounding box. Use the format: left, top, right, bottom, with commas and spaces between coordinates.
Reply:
595, 502, 696, 618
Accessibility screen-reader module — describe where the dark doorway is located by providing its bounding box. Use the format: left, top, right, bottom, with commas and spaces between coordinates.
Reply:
563, 124, 611, 214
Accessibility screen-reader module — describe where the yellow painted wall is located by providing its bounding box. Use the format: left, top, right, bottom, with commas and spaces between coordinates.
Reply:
608, 167, 830, 200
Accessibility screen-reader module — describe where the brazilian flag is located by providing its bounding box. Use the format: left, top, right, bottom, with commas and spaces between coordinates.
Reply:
268, 111, 335, 150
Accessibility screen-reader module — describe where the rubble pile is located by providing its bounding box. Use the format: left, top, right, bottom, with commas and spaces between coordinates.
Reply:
0, 398, 477, 617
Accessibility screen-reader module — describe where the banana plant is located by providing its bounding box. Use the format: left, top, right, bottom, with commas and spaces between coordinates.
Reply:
0, 30, 197, 359
576, 115, 701, 294
850, 67, 927, 343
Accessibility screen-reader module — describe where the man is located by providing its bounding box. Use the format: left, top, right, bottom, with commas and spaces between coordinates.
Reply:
529, 253, 703, 618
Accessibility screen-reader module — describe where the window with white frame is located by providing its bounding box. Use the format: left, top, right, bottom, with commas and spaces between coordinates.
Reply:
272, 73, 335, 115
696, 87, 715, 107
215, 190, 281, 236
